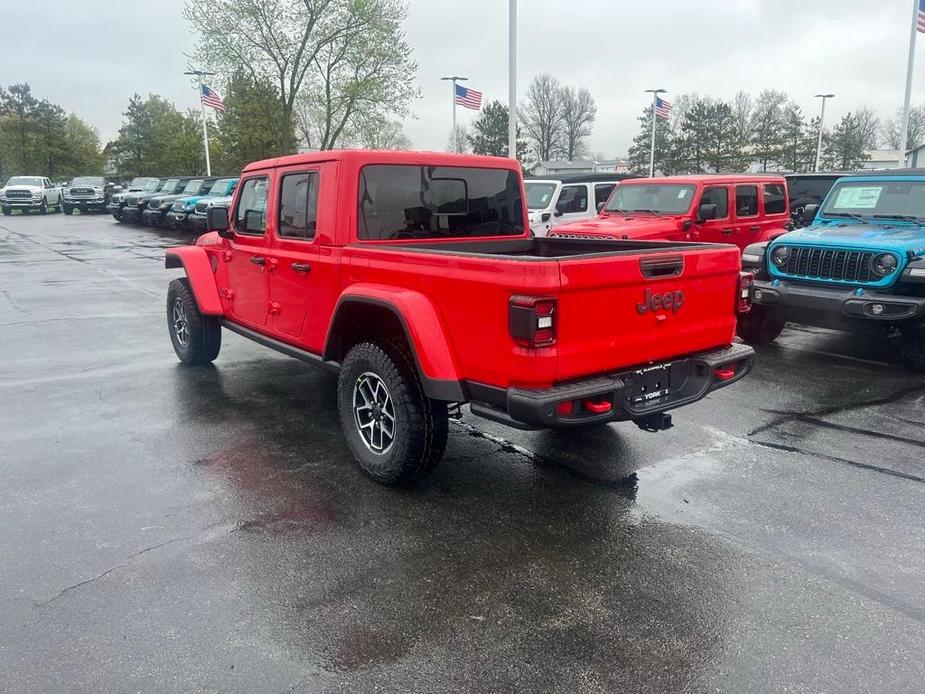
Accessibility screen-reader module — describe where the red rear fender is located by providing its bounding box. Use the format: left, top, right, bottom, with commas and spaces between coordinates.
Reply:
164, 246, 223, 315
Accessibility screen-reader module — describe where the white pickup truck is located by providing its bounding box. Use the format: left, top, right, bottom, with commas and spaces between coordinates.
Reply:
0, 176, 63, 215
524, 173, 630, 237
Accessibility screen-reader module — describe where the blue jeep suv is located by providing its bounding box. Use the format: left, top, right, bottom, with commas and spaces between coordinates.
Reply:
741, 171, 925, 370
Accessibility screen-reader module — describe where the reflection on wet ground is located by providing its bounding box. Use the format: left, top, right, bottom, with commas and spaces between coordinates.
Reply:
1, 214, 924, 692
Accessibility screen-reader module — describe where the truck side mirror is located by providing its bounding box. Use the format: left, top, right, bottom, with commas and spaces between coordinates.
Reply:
597, 201, 605, 212
697, 203, 717, 222
802, 203, 820, 220
208, 206, 232, 237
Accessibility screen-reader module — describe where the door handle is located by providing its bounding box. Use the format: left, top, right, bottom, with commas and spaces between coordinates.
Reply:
720, 228, 734, 234
249, 255, 266, 265
749, 225, 761, 232
290, 262, 311, 273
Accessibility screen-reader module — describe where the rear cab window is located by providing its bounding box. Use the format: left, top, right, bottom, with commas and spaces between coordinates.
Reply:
358, 165, 524, 240
763, 183, 787, 215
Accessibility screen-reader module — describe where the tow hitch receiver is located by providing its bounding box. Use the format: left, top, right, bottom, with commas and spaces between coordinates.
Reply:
633, 412, 673, 432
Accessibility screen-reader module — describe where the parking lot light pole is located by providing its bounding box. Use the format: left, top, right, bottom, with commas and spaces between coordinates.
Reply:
185, 70, 216, 176
814, 93, 834, 172
441, 76, 468, 153
900, 0, 920, 167
645, 89, 666, 177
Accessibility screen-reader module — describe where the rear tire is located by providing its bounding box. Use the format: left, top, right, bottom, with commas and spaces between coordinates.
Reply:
166, 278, 221, 365
900, 324, 925, 372
736, 306, 784, 345
63, 205, 73, 215
337, 341, 448, 485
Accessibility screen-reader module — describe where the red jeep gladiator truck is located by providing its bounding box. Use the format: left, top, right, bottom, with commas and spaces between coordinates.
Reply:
164, 151, 754, 484
549, 174, 791, 252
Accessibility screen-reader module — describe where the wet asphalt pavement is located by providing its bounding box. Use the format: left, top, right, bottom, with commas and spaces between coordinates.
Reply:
1, 212, 924, 693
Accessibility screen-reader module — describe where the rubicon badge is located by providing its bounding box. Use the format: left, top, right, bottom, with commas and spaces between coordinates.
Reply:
637, 288, 685, 314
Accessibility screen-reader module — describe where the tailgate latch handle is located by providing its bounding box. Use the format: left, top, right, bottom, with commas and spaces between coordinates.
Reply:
640, 256, 683, 279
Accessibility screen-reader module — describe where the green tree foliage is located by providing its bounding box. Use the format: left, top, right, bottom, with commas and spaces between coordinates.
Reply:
671, 98, 746, 173
626, 106, 672, 175
0, 83, 103, 180
749, 90, 788, 172
214, 73, 295, 172
466, 100, 529, 164
112, 94, 216, 177
778, 108, 818, 173
822, 113, 871, 170
185, 0, 418, 154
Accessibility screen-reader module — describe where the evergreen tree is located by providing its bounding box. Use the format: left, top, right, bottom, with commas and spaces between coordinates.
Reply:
466, 100, 529, 165
822, 113, 871, 170
626, 106, 672, 176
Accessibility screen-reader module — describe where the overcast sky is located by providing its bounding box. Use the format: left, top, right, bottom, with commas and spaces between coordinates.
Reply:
3, 0, 923, 157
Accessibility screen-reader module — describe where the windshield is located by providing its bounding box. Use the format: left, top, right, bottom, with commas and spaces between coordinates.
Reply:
6, 177, 43, 187
821, 180, 925, 219
183, 179, 205, 194
142, 179, 162, 192
160, 179, 181, 194
209, 179, 234, 195
605, 183, 696, 214
72, 176, 104, 187
525, 182, 557, 210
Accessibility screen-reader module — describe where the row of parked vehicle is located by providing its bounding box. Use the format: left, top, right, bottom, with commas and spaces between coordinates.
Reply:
108, 175, 238, 232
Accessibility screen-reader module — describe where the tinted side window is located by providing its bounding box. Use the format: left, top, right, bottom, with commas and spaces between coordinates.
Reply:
763, 183, 786, 214
594, 183, 615, 208
235, 177, 269, 235
558, 185, 588, 213
700, 187, 728, 218
279, 172, 319, 240
736, 185, 759, 217
358, 165, 524, 240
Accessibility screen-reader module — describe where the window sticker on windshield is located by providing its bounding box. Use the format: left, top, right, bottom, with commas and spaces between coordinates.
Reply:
677, 189, 688, 199
833, 186, 882, 209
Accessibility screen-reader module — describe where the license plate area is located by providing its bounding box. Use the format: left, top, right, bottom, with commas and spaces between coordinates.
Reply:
625, 363, 672, 406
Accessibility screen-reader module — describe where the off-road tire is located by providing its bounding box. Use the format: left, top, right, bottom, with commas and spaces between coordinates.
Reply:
337, 341, 449, 485
736, 306, 785, 345
900, 324, 925, 372
166, 278, 221, 365
63, 205, 73, 215
1, 206, 10, 216
112, 211, 123, 222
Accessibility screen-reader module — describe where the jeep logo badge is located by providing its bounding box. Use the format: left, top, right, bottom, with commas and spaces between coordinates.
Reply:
636, 288, 685, 314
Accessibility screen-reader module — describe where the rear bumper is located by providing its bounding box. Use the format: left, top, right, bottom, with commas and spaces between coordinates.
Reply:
751, 279, 925, 328
467, 343, 754, 430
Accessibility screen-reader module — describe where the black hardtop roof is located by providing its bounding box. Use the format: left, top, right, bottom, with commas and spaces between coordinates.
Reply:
524, 172, 635, 184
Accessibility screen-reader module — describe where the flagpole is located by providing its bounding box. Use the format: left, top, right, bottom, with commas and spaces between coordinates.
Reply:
645, 89, 666, 177
900, 0, 919, 167
185, 69, 215, 175
441, 75, 468, 153
508, 0, 517, 161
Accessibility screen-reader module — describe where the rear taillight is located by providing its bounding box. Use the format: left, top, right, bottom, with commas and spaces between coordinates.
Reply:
737, 272, 753, 314
509, 295, 557, 347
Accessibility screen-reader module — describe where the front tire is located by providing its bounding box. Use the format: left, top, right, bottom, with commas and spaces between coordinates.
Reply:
900, 324, 925, 372
736, 306, 784, 345
1, 206, 10, 216
337, 341, 448, 485
63, 205, 73, 215
166, 278, 221, 365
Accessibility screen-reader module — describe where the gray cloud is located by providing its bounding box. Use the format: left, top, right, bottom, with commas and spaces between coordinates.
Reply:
3, 0, 920, 156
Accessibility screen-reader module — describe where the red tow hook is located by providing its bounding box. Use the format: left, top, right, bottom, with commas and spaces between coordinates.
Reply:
584, 398, 613, 414
714, 365, 737, 381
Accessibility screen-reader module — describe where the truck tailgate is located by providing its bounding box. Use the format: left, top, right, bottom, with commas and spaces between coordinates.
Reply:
555, 246, 740, 381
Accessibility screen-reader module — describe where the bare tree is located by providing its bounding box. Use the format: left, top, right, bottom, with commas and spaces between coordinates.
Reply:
853, 105, 881, 149
358, 118, 411, 150
185, 0, 416, 154
733, 90, 753, 144
521, 74, 565, 161
559, 86, 596, 159
881, 106, 925, 150
446, 123, 470, 153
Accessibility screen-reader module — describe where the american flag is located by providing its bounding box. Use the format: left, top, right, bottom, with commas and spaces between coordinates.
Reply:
200, 84, 226, 112
918, 0, 925, 32
455, 84, 482, 110
655, 96, 671, 120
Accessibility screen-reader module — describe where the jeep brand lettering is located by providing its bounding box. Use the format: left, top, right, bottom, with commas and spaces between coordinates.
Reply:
637, 288, 685, 315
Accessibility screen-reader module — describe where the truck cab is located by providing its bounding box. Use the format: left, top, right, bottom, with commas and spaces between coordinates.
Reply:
742, 171, 925, 370
549, 175, 791, 252
525, 174, 630, 237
